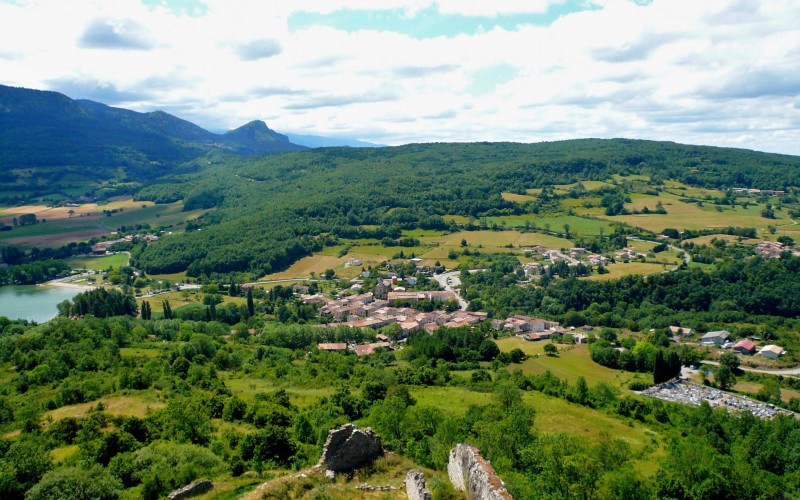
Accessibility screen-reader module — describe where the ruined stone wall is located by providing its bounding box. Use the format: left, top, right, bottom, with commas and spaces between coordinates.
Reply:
317, 423, 383, 472
405, 469, 432, 500
167, 479, 212, 500
447, 444, 512, 500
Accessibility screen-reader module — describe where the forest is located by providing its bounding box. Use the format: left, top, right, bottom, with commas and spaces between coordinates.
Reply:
127, 140, 800, 278
2, 305, 800, 499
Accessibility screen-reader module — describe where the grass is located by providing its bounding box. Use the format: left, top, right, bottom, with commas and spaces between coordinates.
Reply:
496, 338, 650, 390
242, 453, 445, 500
120, 347, 166, 359
223, 374, 336, 408
261, 255, 342, 280
585, 262, 673, 280
410, 385, 659, 452
501, 192, 536, 202
589, 191, 786, 233
419, 230, 572, 253
66, 253, 130, 271
482, 215, 613, 237
45, 395, 165, 422
51, 444, 80, 463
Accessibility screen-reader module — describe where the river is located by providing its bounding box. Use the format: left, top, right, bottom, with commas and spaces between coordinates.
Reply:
0, 285, 80, 322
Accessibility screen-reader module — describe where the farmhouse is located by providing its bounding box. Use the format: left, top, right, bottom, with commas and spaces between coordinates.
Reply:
700, 330, 731, 345
669, 326, 693, 336
317, 343, 348, 351
733, 339, 757, 355
759, 344, 785, 359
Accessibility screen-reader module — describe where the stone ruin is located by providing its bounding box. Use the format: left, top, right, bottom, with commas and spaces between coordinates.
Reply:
167, 479, 213, 500
405, 469, 432, 500
447, 444, 512, 500
317, 423, 383, 473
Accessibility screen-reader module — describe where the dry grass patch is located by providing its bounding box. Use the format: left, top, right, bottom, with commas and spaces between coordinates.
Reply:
261, 255, 342, 280
499, 341, 648, 390
45, 395, 165, 422
585, 262, 671, 280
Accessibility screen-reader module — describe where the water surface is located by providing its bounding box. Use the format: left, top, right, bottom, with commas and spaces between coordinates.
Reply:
0, 285, 80, 322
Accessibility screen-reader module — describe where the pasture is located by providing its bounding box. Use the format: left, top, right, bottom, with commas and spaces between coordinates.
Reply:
410, 385, 660, 453
66, 253, 130, 271
592, 191, 783, 233
496, 338, 650, 390
45, 395, 165, 422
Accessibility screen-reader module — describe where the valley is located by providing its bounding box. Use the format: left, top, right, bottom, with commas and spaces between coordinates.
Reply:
4, 100, 800, 500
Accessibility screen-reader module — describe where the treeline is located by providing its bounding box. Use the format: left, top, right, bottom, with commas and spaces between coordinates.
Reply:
58, 288, 138, 318
406, 327, 500, 364
131, 140, 800, 278
463, 254, 800, 331
0, 259, 70, 286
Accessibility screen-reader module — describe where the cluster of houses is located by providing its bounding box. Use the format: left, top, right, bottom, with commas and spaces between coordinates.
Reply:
303, 282, 479, 339
613, 246, 644, 262
697, 329, 785, 359
521, 246, 608, 276
755, 241, 800, 259
91, 233, 158, 254
732, 187, 786, 197
317, 339, 393, 357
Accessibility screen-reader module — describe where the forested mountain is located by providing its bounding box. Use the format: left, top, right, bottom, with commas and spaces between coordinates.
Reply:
0, 85, 304, 198
133, 140, 800, 277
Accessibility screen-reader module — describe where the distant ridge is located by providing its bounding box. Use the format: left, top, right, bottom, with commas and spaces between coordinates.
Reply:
284, 132, 385, 148
0, 84, 305, 200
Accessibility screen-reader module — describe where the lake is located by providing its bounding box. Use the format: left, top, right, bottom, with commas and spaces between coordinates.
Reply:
0, 285, 81, 322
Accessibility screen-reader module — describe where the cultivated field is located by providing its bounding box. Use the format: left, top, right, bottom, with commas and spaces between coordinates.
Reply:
0, 197, 206, 247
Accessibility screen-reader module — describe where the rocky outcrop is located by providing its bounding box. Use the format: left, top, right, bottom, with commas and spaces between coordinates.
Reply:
317, 423, 383, 472
448, 444, 512, 500
405, 469, 432, 500
167, 479, 213, 500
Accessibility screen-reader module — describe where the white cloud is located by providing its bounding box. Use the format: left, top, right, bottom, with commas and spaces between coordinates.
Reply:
0, 0, 798, 154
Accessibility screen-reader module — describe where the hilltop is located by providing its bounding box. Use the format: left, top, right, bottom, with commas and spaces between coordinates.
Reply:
0, 85, 305, 203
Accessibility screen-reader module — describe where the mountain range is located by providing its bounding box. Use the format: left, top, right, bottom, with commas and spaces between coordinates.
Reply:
0, 85, 339, 201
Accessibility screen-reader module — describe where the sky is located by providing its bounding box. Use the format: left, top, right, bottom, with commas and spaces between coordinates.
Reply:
1, 0, 800, 154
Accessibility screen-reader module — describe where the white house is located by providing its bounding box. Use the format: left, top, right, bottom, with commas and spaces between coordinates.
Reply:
759, 344, 785, 359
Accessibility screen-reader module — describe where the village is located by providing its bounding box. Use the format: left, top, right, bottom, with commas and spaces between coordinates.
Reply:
295, 252, 795, 420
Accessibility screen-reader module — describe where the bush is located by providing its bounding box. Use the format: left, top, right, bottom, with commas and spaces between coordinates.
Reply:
24, 466, 121, 500
628, 380, 652, 391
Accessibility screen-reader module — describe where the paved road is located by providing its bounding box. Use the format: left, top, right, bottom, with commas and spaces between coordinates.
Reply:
433, 271, 469, 310
701, 360, 800, 376
627, 236, 690, 271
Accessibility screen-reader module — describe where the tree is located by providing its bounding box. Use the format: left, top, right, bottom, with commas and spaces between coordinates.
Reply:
544, 343, 558, 356
716, 364, 735, 390
509, 348, 527, 363
162, 300, 172, 319
141, 301, 151, 320
563, 223, 571, 239
719, 352, 740, 373
246, 288, 255, 316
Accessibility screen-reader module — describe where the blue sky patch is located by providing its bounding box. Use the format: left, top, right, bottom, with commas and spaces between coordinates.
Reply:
468, 64, 518, 95
288, 3, 594, 38
140, 0, 208, 17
